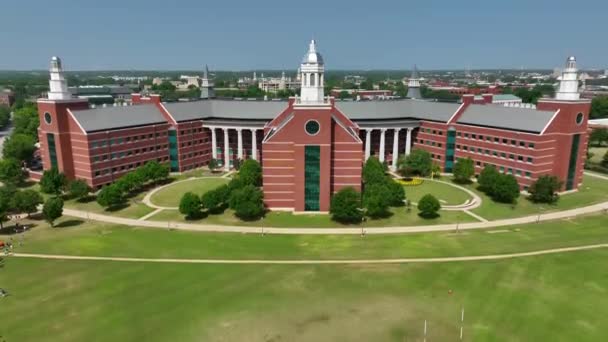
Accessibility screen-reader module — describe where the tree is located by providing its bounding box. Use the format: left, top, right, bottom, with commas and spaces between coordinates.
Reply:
330, 187, 363, 223
201, 185, 230, 214
39, 168, 67, 195
43, 197, 64, 227
491, 174, 520, 203
0, 186, 15, 229
362, 157, 386, 185
477, 165, 500, 193
0, 105, 10, 129
363, 183, 390, 218
2, 133, 36, 162
238, 159, 262, 186
589, 128, 608, 147
386, 180, 406, 206
96, 184, 124, 209
12, 189, 43, 217
208, 158, 219, 172
12, 103, 39, 139
0, 158, 24, 185
179, 192, 202, 219
590, 96, 608, 119
602, 150, 608, 167
141, 161, 169, 184
398, 149, 432, 177
453, 158, 475, 184
68, 179, 91, 201
417, 194, 441, 218
229, 184, 265, 220
528, 175, 563, 204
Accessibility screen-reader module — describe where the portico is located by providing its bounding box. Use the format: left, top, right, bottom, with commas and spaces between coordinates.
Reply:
359, 122, 418, 170
204, 123, 264, 171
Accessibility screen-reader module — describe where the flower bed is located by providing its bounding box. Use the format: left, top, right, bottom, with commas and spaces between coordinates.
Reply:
395, 177, 424, 186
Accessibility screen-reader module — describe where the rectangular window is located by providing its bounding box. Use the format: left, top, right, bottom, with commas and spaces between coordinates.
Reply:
525, 171, 531, 178
47, 133, 58, 169
168, 130, 179, 171
304, 146, 321, 211
494, 137, 499, 143
566, 134, 581, 190
520, 141, 525, 147
527, 157, 533, 163
529, 143, 535, 149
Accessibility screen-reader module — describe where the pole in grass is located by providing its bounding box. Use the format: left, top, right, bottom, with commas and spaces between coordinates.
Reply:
460, 307, 464, 340
423, 319, 427, 342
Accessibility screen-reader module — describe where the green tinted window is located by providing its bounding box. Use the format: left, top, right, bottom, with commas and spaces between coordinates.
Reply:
168, 130, 179, 172
566, 134, 580, 190
304, 145, 320, 211
47, 133, 58, 169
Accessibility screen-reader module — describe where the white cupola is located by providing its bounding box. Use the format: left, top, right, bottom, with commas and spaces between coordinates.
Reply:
555, 56, 580, 101
299, 40, 325, 104
47, 56, 72, 100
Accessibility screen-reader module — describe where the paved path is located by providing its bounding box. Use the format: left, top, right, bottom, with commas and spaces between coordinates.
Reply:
585, 171, 608, 181
63, 198, 608, 235
10, 244, 608, 264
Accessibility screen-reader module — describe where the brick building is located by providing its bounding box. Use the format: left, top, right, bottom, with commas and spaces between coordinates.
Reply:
37, 45, 590, 213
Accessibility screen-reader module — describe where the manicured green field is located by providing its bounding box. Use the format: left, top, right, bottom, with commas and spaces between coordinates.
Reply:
1, 249, 607, 341
149, 177, 229, 207
63, 193, 154, 219
589, 147, 607, 164
468, 174, 608, 221
11, 214, 608, 260
403, 179, 472, 205
147, 205, 476, 227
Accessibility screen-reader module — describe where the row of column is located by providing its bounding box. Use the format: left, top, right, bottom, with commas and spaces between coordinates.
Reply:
364, 127, 414, 171
209, 127, 259, 171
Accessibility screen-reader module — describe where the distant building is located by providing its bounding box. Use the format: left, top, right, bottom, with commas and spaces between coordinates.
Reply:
406, 65, 422, 99
258, 72, 300, 93
330, 89, 394, 100
0, 89, 15, 107
473, 94, 522, 105
69, 85, 134, 104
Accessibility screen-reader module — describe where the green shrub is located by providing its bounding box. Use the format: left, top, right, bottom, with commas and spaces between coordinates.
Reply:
43, 197, 64, 227
330, 187, 363, 223
179, 192, 202, 219
453, 157, 475, 184
417, 194, 441, 218
528, 175, 563, 204
229, 184, 264, 220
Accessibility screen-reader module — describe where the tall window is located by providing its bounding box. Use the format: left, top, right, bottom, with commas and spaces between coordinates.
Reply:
444, 129, 456, 172
304, 145, 320, 211
566, 134, 581, 190
168, 130, 179, 172
47, 133, 58, 169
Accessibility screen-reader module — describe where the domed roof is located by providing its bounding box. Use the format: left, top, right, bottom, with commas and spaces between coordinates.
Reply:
567, 56, 576, 62
302, 40, 324, 65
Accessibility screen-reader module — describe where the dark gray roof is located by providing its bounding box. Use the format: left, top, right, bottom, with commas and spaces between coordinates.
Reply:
163, 100, 288, 122
336, 100, 461, 122
71, 104, 167, 132
457, 104, 556, 133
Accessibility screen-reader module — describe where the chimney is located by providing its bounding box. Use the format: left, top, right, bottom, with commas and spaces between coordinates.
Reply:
461, 94, 474, 105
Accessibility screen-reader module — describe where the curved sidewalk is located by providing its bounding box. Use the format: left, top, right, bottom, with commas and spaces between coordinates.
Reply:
11, 244, 608, 264
63, 199, 608, 235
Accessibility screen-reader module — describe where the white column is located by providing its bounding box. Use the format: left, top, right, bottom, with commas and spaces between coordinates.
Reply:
237, 128, 243, 159
392, 129, 400, 171
405, 127, 413, 156
379, 128, 387, 163
250, 129, 257, 160
210, 127, 217, 159
364, 129, 372, 160
223, 128, 230, 171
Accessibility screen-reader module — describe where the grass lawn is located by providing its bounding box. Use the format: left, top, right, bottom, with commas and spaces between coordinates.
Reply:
589, 146, 607, 164
63, 192, 155, 219
9, 213, 608, 260
1, 248, 608, 341
403, 179, 472, 205
150, 177, 229, 207
468, 174, 608, 221
147, 206, 476, 227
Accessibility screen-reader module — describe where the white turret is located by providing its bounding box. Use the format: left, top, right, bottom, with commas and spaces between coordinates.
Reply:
299, 40, 325, 104
200, 64, 215, 99
47, 56, 72, 100
555, 56, 580, 101
406, 65, 422, 99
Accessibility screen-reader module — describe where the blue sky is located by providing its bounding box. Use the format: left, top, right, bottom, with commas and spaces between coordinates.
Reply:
1, 0, 606, 70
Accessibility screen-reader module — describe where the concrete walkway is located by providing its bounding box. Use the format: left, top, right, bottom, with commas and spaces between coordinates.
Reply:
10, 243, 608, 264
585, 171, 608, 181
63, 198, 608, 235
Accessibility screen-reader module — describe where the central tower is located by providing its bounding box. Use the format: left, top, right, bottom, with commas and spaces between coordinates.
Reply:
299, 40, 325, 104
